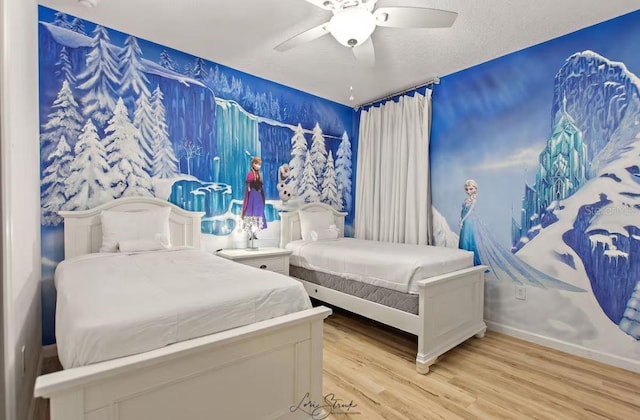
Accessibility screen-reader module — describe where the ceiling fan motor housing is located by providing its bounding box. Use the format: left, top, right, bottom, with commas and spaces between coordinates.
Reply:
329, 7, 376, 47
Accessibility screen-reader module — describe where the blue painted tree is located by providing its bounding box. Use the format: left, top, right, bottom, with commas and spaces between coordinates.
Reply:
103, 98, 153, 198
41, 135, 72, 225
310, 123, 328, 187
151, 86, 178, 178
65, 119, 112, 210
288, 123, 307, 196
77, 25, 122, 128
321, 151, 340, 209
300, 150, 320, 203
335, 131, 353, 212
40, 80, 84, 166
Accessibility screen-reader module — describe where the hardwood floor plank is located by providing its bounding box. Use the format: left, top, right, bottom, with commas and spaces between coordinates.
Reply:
323, 309, 640, 420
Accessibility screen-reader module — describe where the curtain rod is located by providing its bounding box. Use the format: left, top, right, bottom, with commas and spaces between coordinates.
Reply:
354, 76, 440, 111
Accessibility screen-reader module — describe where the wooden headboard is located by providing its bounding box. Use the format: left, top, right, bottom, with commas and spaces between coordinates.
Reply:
279, 202, 347, 248
59, 196, 205, 259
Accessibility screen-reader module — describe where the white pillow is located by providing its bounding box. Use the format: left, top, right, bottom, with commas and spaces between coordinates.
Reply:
310, 225, 340, 241
118, 238, 170, 253
298, 210, 334, 241
100, 207, 172, 252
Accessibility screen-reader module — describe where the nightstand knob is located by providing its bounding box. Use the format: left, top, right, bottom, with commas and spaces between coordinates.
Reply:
259, 264, 267, 269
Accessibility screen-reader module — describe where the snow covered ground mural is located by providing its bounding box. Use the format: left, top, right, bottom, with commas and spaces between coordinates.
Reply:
38, 6, 354, 344
431, 11, 640, 369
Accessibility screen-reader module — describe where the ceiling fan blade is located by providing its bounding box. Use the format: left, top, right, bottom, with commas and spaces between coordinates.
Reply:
352, 38, 375, 67
302, 0, 336, 11
374, 7, 458, 28
275, 23, 330, 52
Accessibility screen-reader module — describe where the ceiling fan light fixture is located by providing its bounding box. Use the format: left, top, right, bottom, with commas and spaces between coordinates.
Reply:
328, 7, 376, 47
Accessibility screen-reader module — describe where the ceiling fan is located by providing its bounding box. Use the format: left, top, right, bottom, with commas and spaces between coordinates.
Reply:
274, 0, 458, 67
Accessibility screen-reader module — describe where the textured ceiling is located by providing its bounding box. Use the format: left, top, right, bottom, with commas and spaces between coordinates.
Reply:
39, 0, 640, 107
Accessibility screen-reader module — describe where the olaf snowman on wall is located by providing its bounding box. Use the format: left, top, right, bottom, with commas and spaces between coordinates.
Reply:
276, 163, 293, 204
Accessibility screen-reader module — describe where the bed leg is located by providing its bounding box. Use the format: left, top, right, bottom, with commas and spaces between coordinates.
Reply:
415, 356, 437, 375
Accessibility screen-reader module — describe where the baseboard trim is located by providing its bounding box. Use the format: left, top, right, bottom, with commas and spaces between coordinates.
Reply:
486, 320, 640, 374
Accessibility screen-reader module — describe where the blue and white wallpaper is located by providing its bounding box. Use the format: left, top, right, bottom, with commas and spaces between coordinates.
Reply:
38, 6, 356, 344
431, 11, 640, 365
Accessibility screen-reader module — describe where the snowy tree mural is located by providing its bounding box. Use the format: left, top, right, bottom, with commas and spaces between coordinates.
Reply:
309, 122, 328, 186
54, 47, 75, 85
103, 98, 153, 198
52, 11, 70, 29
119, 36, 150, 100
38, 5, 355, 345
77, 25, 122, 127
150, 86, 178, 178
69, 17, 86, 35
335, 131, 353, 212
180, 139, 201, 176
299, 150, 320, 203
65, 119, 112, 210
288, 123, 307, 196
192, 57, 209, 83
133, 89, 155, 167
159, 50, 177, 72
321, 151, 341, 209
183, 62, 193, 78
40, 80, 84, 166
41, 135, 72, 225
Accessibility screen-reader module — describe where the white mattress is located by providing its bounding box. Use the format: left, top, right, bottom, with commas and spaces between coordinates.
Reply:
286, 238, 474, 294
55, 248, 311, 368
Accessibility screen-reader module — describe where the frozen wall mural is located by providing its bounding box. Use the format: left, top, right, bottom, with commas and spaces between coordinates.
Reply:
430, 10, 640, 369
38, 6, 355, 344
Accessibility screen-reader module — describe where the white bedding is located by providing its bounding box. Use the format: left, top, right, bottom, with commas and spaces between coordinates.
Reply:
55, 248, 311, 368
287, 238, 474, 294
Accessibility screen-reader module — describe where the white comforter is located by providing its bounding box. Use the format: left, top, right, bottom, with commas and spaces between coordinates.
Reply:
287, 238, 474, 294
55, 248, 311, 368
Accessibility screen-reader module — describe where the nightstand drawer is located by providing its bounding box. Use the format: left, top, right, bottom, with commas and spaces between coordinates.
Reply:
216, 247, 291, 275
242, 256, 286, 273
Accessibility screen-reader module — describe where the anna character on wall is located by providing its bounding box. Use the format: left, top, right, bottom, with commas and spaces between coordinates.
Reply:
459, 179, 481, 266
241, 156, 267, 231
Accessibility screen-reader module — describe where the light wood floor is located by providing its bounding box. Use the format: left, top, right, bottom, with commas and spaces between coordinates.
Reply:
322, 308, 640, 420
34, 309, 640, 420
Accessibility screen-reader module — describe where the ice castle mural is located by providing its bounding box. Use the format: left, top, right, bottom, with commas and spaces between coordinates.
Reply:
513, 51, 640, 337
431, 9, 640, 365
512, 97, 589, 249
38, 6, 355, 344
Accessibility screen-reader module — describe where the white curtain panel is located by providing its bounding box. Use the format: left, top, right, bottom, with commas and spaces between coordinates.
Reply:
354, 90, 433, 245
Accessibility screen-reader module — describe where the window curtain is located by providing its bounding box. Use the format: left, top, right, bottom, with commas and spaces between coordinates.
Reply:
354, 90, 433, 245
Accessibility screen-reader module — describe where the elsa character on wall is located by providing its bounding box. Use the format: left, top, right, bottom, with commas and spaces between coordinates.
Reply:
459, 179, 482, 265
455, 179, 584, 292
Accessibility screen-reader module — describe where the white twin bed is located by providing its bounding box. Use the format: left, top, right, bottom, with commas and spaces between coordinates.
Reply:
35, 197, 486, 419
281, 202, 487, 374
35, 197, 331, 420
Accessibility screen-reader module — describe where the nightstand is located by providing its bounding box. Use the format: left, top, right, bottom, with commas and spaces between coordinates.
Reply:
216, 247, 292, 275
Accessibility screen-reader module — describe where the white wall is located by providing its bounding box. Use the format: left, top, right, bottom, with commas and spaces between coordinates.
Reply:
1, 0, 42, 419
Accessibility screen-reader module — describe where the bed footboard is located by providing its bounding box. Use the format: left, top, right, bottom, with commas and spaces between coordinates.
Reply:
35, 307, 331, 420
415, 266, 487, 374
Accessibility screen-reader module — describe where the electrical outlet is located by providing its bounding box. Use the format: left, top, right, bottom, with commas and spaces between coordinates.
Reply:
21, 345, 26, 376
515, 285, 526, 300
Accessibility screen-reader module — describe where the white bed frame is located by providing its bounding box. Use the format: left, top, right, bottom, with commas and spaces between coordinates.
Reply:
281, 202, 486, 374
35, 196, 331, 420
